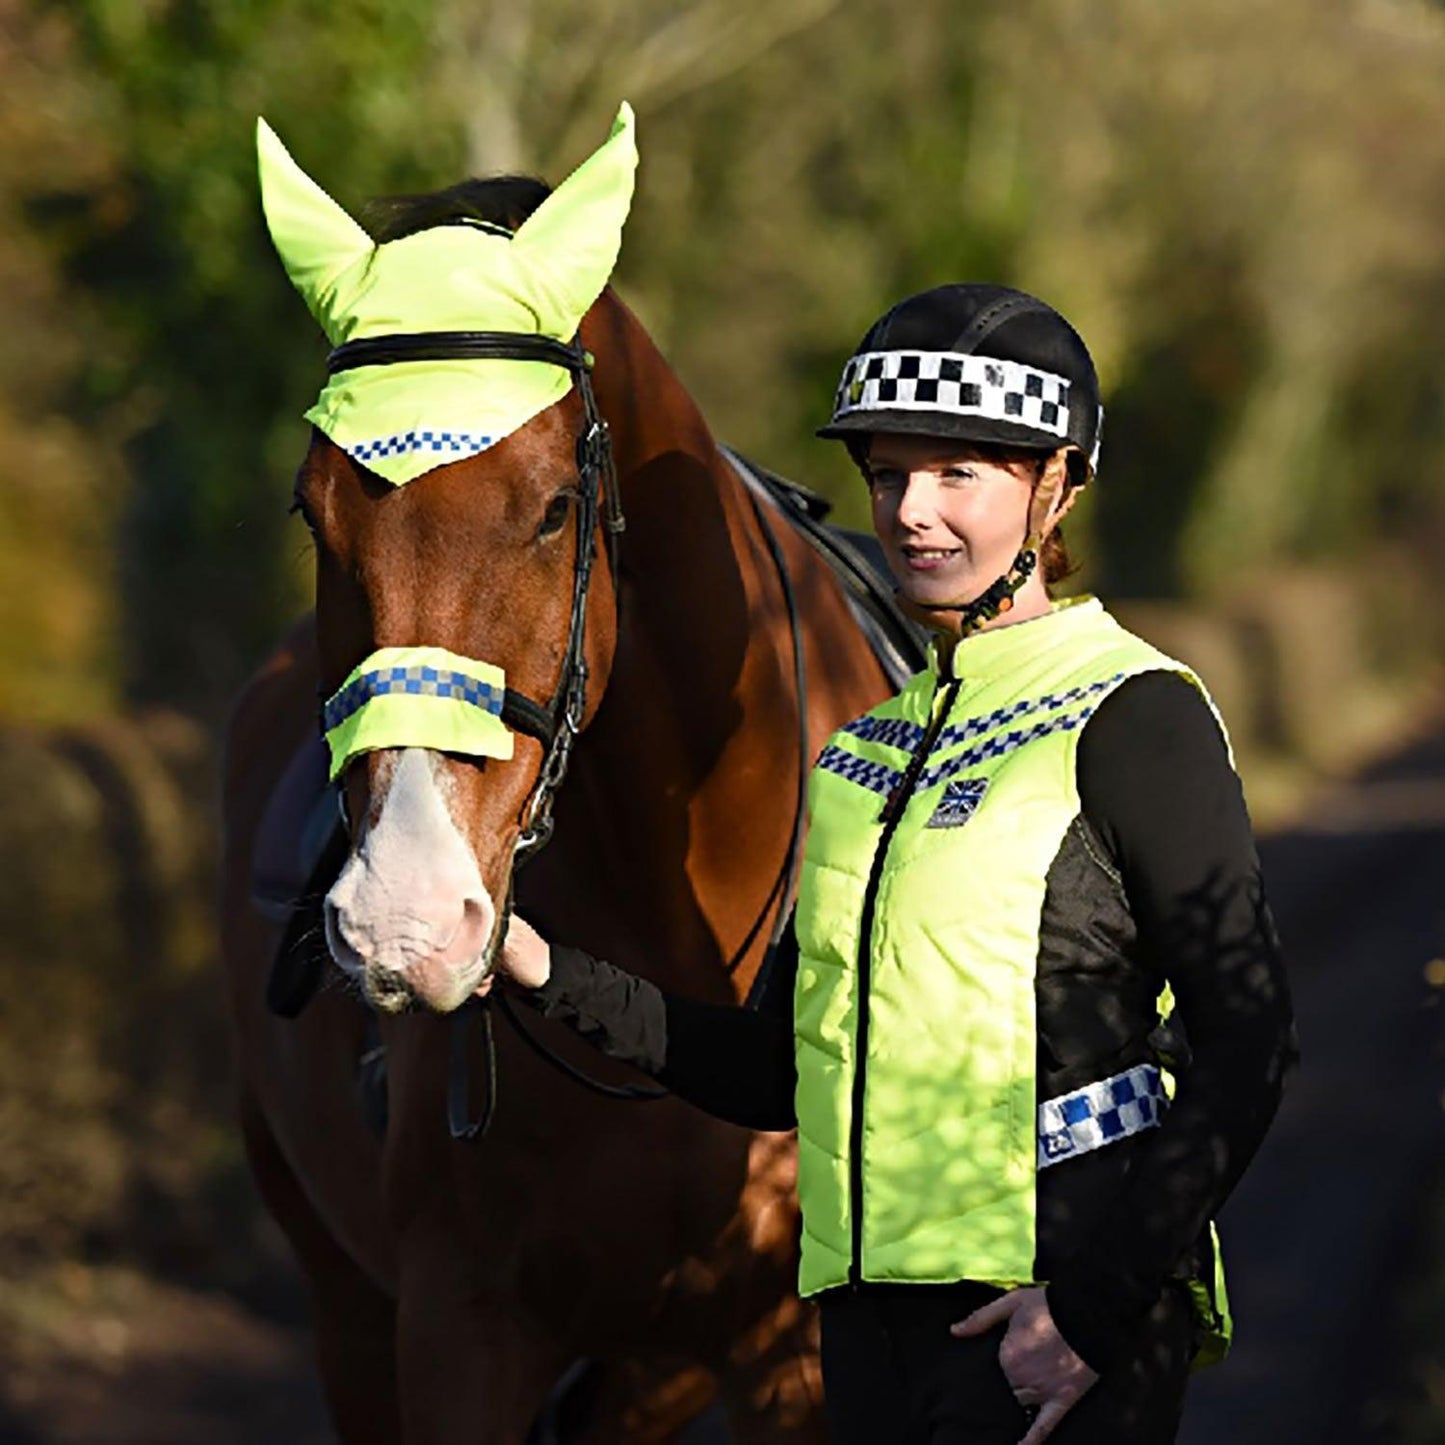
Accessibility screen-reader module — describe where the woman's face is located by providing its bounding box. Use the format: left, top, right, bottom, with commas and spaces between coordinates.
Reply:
866, 432, 1039, 610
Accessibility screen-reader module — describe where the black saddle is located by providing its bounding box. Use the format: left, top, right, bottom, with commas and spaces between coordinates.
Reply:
720, 446, 926, 690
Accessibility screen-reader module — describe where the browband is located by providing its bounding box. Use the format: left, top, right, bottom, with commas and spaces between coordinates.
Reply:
327, 331, 593, 376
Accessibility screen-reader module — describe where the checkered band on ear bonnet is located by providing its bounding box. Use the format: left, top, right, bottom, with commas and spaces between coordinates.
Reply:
819, 284, 1103, 471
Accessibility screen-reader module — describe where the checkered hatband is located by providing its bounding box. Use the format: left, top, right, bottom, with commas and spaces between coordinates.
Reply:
831, 351, 1072, 439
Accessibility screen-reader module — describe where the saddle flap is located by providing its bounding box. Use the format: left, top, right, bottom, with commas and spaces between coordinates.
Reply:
250, 735, 339, 923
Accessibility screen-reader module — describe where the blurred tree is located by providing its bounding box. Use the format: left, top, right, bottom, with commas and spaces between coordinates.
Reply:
989, 0, 1445, 596
0, 2, 122, 722
1, 0, 1442, 715
50, 0, 457, 717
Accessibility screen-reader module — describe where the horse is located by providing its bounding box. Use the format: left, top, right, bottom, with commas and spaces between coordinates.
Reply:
221, 115, 892, 1443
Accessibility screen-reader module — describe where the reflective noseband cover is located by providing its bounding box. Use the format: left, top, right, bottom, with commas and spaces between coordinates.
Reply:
323, 646, 513, 781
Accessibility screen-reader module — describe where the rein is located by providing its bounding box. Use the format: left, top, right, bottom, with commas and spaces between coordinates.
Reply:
460, 454, 814, 1137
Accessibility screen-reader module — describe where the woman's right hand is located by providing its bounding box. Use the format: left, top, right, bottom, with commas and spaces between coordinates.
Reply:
496, 911, 553, 990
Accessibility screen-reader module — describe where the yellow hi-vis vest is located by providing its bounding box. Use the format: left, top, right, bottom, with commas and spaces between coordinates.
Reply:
793, 597, 1227, 1321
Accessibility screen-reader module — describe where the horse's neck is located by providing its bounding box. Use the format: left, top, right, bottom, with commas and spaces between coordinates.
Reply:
538, 295, 796, 995
585, 290, 723, 498
584, 289, 756, 659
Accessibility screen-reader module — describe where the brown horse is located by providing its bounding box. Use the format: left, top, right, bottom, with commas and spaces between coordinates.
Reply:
221, 181, 891, 1442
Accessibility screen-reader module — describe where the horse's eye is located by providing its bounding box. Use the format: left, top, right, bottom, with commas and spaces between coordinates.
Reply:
537, 490, 576, 539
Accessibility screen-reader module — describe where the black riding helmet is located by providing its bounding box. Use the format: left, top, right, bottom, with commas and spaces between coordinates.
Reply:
819, 285, 1101, 627
818, 283, 1102, 475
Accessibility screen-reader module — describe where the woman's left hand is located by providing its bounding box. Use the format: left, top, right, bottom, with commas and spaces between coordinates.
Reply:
951, 1287, 1098, 1444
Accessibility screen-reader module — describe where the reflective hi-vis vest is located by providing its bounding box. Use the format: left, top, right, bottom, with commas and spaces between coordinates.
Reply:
792, 596, 1228, 1340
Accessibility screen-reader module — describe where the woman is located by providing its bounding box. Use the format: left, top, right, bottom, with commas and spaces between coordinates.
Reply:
497, 284, 1297, 1444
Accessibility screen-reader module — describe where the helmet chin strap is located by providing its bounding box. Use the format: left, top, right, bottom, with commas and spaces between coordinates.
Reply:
899, 459, 1068, 638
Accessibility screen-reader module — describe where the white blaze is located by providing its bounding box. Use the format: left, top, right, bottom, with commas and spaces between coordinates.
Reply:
325, 747, 496, 1011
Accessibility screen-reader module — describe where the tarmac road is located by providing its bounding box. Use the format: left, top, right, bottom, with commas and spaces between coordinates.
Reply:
4, 730, 1441, 1444
1180, 729, 1445, 1444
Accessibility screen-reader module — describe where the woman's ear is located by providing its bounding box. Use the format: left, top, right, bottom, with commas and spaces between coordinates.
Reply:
1026, 448, 1079, 541
1043, 448, 1084, 530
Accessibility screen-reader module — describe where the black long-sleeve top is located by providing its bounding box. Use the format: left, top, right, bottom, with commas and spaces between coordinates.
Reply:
523, 670, 1297, 1371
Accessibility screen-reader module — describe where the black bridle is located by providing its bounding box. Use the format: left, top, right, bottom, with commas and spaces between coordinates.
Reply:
314, 330, 806, 1141
326, 330, 624, 860
326, 327, 663, 1135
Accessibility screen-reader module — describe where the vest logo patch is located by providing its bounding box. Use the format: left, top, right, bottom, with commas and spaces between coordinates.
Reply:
1040, 1128, 1078, 1162
927, 777, 989, 829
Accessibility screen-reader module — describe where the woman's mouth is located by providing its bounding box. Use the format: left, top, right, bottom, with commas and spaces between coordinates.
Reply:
900, 545, 960, 572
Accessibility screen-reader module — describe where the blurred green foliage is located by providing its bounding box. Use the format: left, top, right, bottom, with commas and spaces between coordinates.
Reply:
2, 0, 1441, 720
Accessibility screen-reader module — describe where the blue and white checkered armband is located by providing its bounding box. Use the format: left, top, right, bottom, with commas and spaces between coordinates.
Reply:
1037, 1063, 1167, 1169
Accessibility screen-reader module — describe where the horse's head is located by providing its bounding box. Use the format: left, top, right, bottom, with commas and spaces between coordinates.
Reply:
259, 107, 636, 1013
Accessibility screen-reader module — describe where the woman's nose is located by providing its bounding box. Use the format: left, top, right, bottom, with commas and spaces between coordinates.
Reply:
894, 475, 937, 529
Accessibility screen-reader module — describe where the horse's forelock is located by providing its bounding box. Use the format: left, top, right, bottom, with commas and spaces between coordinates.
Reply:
361, 176, 554, 245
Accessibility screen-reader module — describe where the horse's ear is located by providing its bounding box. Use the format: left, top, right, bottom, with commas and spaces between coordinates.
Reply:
257, 118, 373, 344
511, 103, 638, 338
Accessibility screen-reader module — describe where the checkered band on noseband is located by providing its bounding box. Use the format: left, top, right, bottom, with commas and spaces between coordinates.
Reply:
343, 429, 498, 465
832, 351, 1072, 437
1037, 1063, 1167, 1169
323, 663, 505, 734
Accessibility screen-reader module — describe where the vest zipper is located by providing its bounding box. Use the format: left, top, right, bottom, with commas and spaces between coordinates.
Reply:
848, 675, 962, 1287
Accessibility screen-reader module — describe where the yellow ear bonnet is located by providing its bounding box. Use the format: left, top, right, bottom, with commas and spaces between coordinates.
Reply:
257, 104, 638, 484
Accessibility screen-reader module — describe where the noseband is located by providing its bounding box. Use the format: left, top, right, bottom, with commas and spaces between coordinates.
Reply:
325, 329, 624, 861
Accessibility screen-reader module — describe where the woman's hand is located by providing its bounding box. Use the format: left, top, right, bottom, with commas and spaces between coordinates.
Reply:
951, 1287, 1098, 1444
493, 911, 553, 990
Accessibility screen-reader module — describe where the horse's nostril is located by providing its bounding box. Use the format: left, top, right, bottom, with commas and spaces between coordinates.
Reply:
324, 895, 365, 960
437, 896, 494, 970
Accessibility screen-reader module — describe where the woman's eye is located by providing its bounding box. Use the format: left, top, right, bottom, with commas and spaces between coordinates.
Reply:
869, 470, 904, 491
537, 492, 575, 538
940, 467, 977, 483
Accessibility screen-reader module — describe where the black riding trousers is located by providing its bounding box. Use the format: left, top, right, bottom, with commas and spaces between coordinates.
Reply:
818, 1282, 1196, 1445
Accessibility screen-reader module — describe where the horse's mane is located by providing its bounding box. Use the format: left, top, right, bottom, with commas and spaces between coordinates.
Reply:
361, 175, 553, 242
